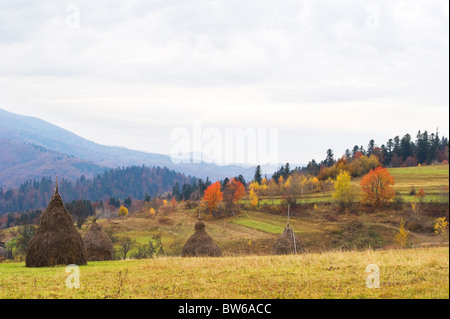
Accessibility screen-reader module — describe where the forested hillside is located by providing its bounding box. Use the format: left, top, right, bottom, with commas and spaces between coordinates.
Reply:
299, 130, 449, 177
0, 165, 195, 214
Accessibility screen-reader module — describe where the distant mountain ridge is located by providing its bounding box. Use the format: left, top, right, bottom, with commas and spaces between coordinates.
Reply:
0, 138, 106, 187
0, 108, 256, 187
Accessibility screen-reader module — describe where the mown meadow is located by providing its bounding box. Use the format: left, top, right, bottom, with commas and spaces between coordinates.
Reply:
0, 247, 448, 299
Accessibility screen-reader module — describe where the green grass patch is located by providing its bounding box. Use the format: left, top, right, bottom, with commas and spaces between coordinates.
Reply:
231, 216, 285, 234
389, 165, 449, 189
229, 212, 318, 236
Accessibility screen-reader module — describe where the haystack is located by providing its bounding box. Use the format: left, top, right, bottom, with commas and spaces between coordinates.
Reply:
26, 187, 87, 267
83, 220, 114, 261
272, 224, 305, 255
272, 205, 305, 255
181, 220, 222, 257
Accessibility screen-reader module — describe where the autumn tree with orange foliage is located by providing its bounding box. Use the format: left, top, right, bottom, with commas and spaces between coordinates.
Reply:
203, 181, 223, 217
230, 178, 246, 204
223, 178, 246, 215
318, 154, 380, 180
416, 188, 426, 203
170, 197, 177, 212
360, 167, 395, 206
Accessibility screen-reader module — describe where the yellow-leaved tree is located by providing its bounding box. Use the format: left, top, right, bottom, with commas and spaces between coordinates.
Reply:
249, 188, 259, 207
268, 179, 278, 196
118, 205, 128, 217
395, 219, 409, 247
434, 217, 448, 241
249, 181, 260, 191
332, 170, 359, 208
278, 175, 285, 189
284, 175, 292, 188
258, 177, 269, 196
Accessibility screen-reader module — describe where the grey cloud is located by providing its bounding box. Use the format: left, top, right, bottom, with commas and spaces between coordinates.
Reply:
0, 0, 448, 164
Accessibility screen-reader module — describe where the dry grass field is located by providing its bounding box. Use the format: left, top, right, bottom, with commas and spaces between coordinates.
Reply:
0, 247, 448, 299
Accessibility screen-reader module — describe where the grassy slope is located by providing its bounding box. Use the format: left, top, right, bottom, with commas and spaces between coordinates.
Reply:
389, 164, 449, 199
1, 166, 447, 257
253, 164, 450, 204
94, 207, 429, 257
352, 164, 449, 202
0, 247, 447, 299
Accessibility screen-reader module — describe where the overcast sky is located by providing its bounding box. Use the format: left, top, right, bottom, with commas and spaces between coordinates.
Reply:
0, 0, 448, 166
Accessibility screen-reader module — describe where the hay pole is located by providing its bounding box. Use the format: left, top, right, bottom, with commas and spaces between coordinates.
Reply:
287, 204, 297, 255
287, 203, 290, 226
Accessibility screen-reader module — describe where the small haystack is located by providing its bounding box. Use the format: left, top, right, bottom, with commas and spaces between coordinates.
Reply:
83, 220, 114, 261
272, 205, 306, 255
181, 220, 222, 257
272, 224, 305, 255
26, 183, 87, 267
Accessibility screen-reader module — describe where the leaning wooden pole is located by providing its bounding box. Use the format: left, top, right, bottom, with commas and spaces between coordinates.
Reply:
287, 204, 297, 255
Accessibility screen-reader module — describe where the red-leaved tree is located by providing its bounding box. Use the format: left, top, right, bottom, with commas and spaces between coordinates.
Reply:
360, 167, 395, 206
229, 178, 246, 204
222, 178, 246, 215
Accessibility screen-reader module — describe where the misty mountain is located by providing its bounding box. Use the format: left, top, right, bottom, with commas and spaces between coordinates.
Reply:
0, 108, 256, 187
0, 138, 106, 188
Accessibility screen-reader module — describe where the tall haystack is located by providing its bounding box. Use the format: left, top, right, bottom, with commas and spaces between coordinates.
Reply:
272, 224, 305, 255
26, 185, 87, 267
181, 220, 222, 257
83, 220, 114, 261
272, 205, 306, 255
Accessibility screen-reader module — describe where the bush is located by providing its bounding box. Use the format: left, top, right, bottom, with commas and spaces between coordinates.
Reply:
158, 216, 174, 225
393, 194, 405, 210
132, 241, 157, 259
118, 236, 135, 259
406, 209, 434, 233
416, 189, 426, 203
434, 217, 449, 241
184, 200, 198, 210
